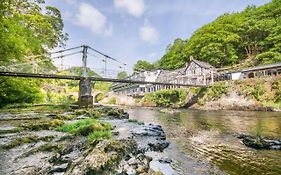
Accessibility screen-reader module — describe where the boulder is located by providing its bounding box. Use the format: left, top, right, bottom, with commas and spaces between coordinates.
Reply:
148, 141, 170, 152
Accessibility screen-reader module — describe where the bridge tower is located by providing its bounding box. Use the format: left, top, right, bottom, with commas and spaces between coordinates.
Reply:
78, 45, 93, 108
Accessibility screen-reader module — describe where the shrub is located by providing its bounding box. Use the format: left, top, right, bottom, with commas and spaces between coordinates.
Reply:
241, 83, 265, 101
142, 89, 188, 107
108, 97, 117, 104
0, 77, 43, 108
197, 82, 228, 105
95, 93, 105, 102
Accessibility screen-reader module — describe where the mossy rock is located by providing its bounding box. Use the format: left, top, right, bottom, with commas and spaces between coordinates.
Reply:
0, 127, 24, 135
242, 136, 270, 149
52, 114, 76, 120
2, 135, 39, 149
21, 119, 64, 131
76, 123, 111, 136
74, 109, 102, 118
65, 139, 137, 175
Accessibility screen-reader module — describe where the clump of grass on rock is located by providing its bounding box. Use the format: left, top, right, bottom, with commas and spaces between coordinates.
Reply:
56, 118, 112, 142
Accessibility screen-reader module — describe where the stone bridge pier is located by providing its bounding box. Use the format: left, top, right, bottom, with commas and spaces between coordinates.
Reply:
78, 78, 93, 108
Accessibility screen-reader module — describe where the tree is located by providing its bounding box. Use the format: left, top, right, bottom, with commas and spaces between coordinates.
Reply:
158, 38, 187, 70
117, 71, 128, 79
133, 60, 155, 72
155, 0, 281, 69
0, 0, 67, 107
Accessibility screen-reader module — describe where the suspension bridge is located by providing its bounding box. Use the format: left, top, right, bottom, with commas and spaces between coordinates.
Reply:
0, 45, 206, 107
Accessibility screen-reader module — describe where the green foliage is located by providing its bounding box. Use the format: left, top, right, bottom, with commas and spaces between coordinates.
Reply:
0, 77, 43, 108
95, 93, 105, 102
158, 38, 187, 70
45, 90, 75, 110
87, 131, 112, 142
155, 0, 281, 69
0, 0, 67, 107
241, 82, 266, 101
117, 71, 128, 79
74, 109, 102, 118
94, 82, 112, 92
143, 89, 188, 107
57, 118, 112, 136
38, 143, 63, 152
133, 60, 155, 72
197, 82, 228, 105
21, 119, 64, 131
256, 51, 281, 65
108, 97, 117, 104
275, 91, 281, 103
2, 135, 39, 149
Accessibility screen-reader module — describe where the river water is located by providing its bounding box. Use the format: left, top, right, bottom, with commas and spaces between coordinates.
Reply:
127, 108, 281, 175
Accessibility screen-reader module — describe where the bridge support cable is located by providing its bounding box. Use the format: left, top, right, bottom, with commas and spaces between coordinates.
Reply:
50, 51, 83, 60
87, 46, 127, 70
49, 46, 83, 55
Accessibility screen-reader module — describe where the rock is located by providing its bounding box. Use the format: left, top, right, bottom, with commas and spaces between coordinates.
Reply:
126, 166, 136, 175
122, 112, 129, 119
159, 158, 172, 164
148, 141, 170, 152
49, 163, 68, 173
133, 124, 166, 139
65, 139, 137, 175
112, 131, 120, 136
240, 135, 270, 149
47, 114, 57, 117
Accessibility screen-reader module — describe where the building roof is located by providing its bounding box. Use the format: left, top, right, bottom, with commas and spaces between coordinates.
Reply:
192, 59, 215, 69
241, 62, 281, 72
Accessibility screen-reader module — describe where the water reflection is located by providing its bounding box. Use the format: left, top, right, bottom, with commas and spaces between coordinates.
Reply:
127, 108, 281, 175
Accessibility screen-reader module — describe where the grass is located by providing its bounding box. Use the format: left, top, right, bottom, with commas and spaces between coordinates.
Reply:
56, 118, 112, 141
87, 131, 112, 142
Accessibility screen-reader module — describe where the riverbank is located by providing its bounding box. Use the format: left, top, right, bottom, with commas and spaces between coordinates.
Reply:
110, 76, 281, 112
0, 106, 175, 175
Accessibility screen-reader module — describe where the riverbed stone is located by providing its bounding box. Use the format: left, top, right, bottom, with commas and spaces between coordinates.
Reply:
148, 141, 170, 152
65, 139, 137, 175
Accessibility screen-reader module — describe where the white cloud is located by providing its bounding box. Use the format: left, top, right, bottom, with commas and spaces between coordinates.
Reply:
114, 0, 145, 17
139, 22, 159, 44
75, 3, 113, 36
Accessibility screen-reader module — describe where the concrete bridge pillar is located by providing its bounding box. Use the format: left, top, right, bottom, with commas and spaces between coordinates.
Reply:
78, 78, 93, 108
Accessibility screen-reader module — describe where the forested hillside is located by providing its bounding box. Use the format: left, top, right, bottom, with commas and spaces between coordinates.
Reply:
157, 0, 281, 70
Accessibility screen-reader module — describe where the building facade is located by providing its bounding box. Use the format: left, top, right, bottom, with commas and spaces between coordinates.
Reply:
217, 62, 281, 81
111, 59, 281, 96
111, 59, 216, 96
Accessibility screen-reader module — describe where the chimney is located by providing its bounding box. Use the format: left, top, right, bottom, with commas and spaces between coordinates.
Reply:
189, 55, 194, 61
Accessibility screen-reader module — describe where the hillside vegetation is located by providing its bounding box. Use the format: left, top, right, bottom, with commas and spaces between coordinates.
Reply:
142, 77, 281, 110
140, 0, 281, 70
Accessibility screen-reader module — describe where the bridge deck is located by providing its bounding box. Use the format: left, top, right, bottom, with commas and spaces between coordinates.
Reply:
0, 71, 207, 87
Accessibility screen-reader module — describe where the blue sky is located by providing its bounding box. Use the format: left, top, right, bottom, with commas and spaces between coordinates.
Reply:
46, 0, 271, 76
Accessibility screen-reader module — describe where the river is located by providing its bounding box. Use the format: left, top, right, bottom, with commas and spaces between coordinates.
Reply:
127, 108, 281, 175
